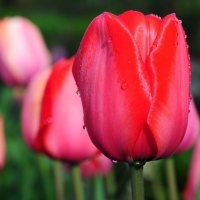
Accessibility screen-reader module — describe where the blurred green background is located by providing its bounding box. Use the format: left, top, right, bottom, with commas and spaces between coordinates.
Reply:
0, 0, 200, 199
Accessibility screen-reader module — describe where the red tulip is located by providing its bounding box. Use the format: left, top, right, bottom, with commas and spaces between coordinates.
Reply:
0, 16, 51, 86
0, 114, 6, 170
183, 137, 200, 200
38, 57, 98, 162
176, 100, 200, 153
80, 153, 112, 177
73, 11, 191, 162
21, 68, 51, 151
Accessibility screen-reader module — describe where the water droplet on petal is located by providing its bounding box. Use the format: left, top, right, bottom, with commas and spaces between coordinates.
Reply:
179, 20, 182, 24
121, 81, 128, 90
83, 125, 86, 130
76, 90, 80, 96
112, 160, 118, 164
185, 35, 187, 39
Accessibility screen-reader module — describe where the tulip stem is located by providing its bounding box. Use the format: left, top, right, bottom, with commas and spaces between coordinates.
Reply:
105, 170, 116, 198
71, 164, 85, 200
129, 161, 145, 200
166, 157, 179, 200
53, 161, 65, 200
93, 174, 105, 200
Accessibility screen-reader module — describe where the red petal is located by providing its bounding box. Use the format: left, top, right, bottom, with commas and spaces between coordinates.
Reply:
38, 57, 97, 162
119, 11, 162, 63
146, 14, 190, 158
73, 12, 151, 161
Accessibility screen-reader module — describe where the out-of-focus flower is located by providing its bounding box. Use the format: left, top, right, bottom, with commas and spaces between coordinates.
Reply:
176, 100, 200, 153
0, 16, 51, 86
21, 68, 51, 151
183, 137, 200, 200
80, 153, 112, 177
0, 114, 6, 170
37, 57, 98, 163
73, 10, 191, 162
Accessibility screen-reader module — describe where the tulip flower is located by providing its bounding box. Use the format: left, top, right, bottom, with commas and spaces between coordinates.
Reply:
73, 10, 191, 162
80, 153, 112, 177
0, 16, 51, 86
38, 57, 98, 163
183, 137, 200, 200
176, 100, 200, 153
0, 114, 6, 170
21, 68, 51, 152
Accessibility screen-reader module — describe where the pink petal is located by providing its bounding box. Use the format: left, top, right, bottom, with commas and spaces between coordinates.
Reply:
73, 12, 151, 161
146, 14, 190, 159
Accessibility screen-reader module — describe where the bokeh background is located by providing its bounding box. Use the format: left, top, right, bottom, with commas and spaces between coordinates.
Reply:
0, 0, 200, 199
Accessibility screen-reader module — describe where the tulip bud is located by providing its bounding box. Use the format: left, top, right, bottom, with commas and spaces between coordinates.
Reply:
0, 16, 51, 86
80, 153, 112, 177
176, 100, 200, 153
73, 10, 191, 162
37, 57, 98, 163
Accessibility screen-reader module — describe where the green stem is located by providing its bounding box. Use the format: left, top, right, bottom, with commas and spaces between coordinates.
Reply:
129, 161, 145, 200
93, 174, 105, 200
105, 170, 116, 198
37, 155, 54, 200
166, 158, 178, 200
53, 161, 65, 200
71, 164, 85, 200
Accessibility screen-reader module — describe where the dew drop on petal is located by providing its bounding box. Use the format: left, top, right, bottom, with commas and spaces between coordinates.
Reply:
121, 81, 128, 90
76, 90, 80, 96
112, 160, 118, 164
83, 125, 86, 130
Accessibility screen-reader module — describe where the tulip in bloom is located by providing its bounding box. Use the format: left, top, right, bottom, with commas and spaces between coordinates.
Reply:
21, 68, 51, 151
37, 57, 98, 162
73, 10, 191, 162
0, 16, 51, 86
0, 114, 6, 170
176, 100, 200, 153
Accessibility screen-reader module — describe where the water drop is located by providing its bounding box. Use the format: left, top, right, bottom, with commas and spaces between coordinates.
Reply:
121, 81, 128, 90
83, 125, 86, 130
185, 35, 187, 39
179, 20, 182, 24
112, 160, 118, 164
76, 90, 80, 96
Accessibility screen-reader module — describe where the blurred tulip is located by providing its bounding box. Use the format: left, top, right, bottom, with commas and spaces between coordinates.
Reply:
80, 153, 112, 177
21, 68, 51, 151
183, 137, 200, 200
73, 10, 191, 162
37, 57, 98, 163
0, 16, 51, 86
176, 100, 200, 153
0, 114, 6, 170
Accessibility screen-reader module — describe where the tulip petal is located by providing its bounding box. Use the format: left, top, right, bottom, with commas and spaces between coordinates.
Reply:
119, 11, 162, 63
38, 58, 97, 162
73, 12, 151, 161
146, 14, 190, 159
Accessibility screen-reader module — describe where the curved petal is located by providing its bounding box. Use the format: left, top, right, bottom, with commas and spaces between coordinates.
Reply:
146, 14, 190, 159
38, 58, 97, 162
73, 12, 151, 161
21, 68, 51, 152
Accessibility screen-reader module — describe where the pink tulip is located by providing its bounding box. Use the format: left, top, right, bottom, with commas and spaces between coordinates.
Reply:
0, 114, 6, 170
176, 100, 200, 153
183, 137, 200, 200
21, 68, 51, 151
73, 10, 191, 162
80, 153, 112, 177
0, 16, 51, 86
37, 57, 98, 162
